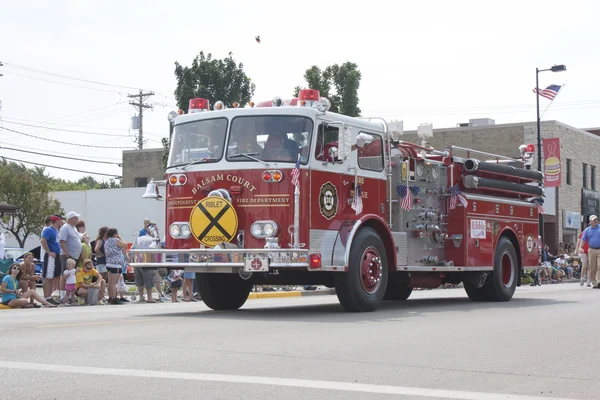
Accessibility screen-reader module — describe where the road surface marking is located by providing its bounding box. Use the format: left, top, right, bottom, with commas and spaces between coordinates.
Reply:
36, 317, 169, 329
0, 361, 578, 400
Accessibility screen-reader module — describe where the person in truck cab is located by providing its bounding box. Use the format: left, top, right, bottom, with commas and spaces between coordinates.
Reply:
262, 132, 299, 162
232, 130, 262, 155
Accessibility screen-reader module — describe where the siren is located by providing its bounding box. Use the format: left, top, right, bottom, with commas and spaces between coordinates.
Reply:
142, 180, 164, 201
189, 98, 210, 113
298, 89, 320, 107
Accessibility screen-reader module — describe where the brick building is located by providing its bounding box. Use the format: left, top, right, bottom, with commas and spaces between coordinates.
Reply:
402, 119, 600, 250
121, 148, 165, 188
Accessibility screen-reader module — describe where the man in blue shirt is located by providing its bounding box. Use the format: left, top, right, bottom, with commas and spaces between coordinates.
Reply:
40, 215, 63, 304
581, 214, 600, 289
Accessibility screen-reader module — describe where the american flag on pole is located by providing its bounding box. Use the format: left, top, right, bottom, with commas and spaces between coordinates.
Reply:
291, 154, 300, 187
532, 84, 562, 101
449, 184, 468, 210
397, 185, 412, 211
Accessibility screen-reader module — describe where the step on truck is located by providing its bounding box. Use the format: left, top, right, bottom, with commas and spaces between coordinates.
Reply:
130, 90, 543, 312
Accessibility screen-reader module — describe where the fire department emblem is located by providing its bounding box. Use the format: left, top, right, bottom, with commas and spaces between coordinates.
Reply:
319, 182, 338, 220
526, 234, 534, 253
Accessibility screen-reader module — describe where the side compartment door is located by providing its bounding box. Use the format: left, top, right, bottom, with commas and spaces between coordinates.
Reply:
466, 217, 494, 268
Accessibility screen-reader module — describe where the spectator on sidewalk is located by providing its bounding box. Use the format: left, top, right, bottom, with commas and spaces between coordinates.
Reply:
39, 216, 52, 264
104, 228, 128, 305
18, 252, 41, 305
40, 215, 62, 305
63, 258, 77, 305
76, 259, 106, 305
94, 227, 108, 283
59, 212, 83, 304
1, 263, 56, 308
576, 225, 591, 287
581, 214, 600, 289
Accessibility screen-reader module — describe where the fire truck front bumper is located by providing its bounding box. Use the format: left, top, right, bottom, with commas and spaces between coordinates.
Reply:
129, 247, 311, 273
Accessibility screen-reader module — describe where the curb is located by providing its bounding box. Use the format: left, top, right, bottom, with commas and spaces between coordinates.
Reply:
248, 289, 335, 300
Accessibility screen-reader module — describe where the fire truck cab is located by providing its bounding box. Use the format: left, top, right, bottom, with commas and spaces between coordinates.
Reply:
131, 89, 542, 312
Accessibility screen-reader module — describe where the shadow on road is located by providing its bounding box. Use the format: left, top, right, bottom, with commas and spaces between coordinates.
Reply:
140, 295, 574, 324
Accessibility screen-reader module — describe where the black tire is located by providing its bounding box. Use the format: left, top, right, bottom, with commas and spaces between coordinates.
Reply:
463, 281, 488, 301
383, 283, 413, 301
464, 237, 518, 302
196, 273, 251, 310
335, 227, 389, 312
484, 237, 518, 301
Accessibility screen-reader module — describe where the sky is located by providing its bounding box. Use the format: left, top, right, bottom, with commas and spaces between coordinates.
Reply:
1, 0, 599, 182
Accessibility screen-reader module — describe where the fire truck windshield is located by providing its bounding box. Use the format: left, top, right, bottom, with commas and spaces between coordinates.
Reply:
226, 115, 313, 164
168, 118, 228, 168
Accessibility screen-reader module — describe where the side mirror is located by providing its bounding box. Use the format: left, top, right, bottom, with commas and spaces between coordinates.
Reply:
142, 181, 164, 201
328, 146, 339, 161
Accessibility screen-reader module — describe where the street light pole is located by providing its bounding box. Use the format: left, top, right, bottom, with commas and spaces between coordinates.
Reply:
536, 68, 544, 243
535, 64, 566, 245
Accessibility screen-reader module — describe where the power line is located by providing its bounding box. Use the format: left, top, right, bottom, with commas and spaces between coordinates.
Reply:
0, 126, 134, 149
1, 71, 124, 94
2, 62, 142, 91
2, 116, 132, 132
0, 156, 121, 178
0, 146, 121, 165
2, 120, 129, 137
0, 141, 122, 162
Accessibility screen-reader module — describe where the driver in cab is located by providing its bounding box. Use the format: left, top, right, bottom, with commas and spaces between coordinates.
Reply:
262, 132, 299, 162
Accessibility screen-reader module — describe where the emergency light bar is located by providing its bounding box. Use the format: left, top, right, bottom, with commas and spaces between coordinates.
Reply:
189, 98, 210, 113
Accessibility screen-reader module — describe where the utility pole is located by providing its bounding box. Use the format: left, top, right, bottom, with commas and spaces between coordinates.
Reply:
128, 89, 154, 149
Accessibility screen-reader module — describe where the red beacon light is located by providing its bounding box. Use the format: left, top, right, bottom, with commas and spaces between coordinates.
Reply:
525, 144, 535, 153
189, 98, 210, 113
298, 89, 320, 106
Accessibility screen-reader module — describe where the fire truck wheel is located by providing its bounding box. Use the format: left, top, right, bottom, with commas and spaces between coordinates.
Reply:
463, 280, 488, 302
485, 236, 518, 301
335, 227, 388, 312
196, 273, 252, 311
383, 283, 412, 301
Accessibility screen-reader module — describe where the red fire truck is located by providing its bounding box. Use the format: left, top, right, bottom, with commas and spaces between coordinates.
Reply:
130, 89, 543, 312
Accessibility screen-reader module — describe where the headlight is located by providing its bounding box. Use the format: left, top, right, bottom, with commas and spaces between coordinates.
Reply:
169, 224, 181, 238
262, 222, 277, 237
250, 223, 263, 237
180, 224, 191, 238
250, 220, 278, 238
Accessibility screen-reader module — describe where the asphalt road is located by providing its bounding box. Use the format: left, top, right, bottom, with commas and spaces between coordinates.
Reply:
0, 284, 597, 400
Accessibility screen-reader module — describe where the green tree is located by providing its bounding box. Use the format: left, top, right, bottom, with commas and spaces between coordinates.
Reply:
0, 159, 64, 247
166, 51, 256, 168
294, 62, 362, 117
174, 51, 256, 112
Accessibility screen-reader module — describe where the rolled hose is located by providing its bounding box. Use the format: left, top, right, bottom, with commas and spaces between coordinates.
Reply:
464, 158, 543, 182
463, 175, 544, 197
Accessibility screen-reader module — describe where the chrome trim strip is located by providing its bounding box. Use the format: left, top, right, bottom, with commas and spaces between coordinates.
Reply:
131, 262, 310, 269
344, 220, 364, 266
129, 248, 309, 254
396, 266, 494, 272
464, 193, 535, 208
